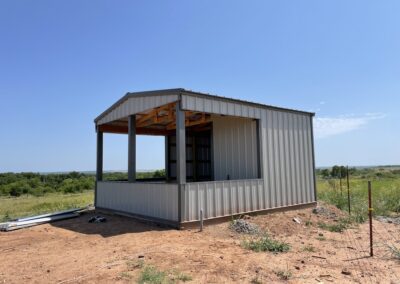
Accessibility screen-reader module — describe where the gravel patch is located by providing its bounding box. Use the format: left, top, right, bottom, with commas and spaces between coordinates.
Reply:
230, 219, 260, 235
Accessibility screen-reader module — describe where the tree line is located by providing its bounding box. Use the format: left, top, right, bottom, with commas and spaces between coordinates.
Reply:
0, 170, 166, 197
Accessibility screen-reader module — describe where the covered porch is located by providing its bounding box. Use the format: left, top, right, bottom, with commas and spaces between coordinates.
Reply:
95, 90, 264, 227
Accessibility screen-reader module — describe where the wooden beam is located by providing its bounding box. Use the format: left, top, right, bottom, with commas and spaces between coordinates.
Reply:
98, 124, 128, 134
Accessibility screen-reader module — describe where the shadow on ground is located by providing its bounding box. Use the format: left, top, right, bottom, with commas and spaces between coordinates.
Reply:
50, 211, 170, 237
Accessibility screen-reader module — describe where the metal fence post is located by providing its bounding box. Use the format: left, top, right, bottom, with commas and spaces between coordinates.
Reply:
347, 166, 351, 214
368, 181, 373, 257
200, 209, 203, 232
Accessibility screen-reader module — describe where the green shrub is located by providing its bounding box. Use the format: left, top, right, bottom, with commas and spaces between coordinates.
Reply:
138, 265, 167, 284
242, 234, 290, 253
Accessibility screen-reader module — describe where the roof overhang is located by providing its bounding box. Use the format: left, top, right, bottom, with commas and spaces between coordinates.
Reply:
94, 88, 315, 133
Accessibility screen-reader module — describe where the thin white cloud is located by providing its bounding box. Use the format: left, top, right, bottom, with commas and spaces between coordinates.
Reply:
314, 113, 386, 139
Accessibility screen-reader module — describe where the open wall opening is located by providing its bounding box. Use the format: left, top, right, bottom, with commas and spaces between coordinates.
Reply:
136, 135, 165, 180
166, 125, 213, 182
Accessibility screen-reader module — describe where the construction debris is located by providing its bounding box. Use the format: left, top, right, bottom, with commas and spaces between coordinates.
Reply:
0, 206, 89, 232
293, 217, 302, 224
230, 219, 260, 235
88, 216, 107, 223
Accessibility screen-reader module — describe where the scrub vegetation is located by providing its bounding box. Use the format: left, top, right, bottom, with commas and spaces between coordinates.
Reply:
242, 233, 290, 253
0, 170, 165, 221
316, 166, 400, 222
1, 166, 398, 223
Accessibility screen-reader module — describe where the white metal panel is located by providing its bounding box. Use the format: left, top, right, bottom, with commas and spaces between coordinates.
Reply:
97, 182, 179, 222
98, 94, 179, 125
212, 116, 259, 181
183, 179, 264, 222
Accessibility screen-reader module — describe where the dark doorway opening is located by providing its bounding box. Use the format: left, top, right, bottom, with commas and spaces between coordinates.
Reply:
166, 124, 213, 182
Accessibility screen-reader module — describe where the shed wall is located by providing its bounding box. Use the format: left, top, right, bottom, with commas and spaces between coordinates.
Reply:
260, 110, 315, 208
96, 182, 179, 222
212, 116, 259, 181
183, 179, 264, 222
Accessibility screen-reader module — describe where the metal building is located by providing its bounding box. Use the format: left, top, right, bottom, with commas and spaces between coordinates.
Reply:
94, 88, 316, 228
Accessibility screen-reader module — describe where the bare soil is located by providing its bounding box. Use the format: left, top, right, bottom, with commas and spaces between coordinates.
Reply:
1, 202, 399, 283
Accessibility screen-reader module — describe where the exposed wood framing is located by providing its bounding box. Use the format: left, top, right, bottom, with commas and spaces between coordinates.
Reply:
99, 102, 211, 135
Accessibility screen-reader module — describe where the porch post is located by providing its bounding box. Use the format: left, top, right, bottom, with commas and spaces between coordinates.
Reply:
95, 128, 103, 207
176, 103, 186, 184
128, 115, 136, 182
176, 102, 186, 223
96, 129, 103, 181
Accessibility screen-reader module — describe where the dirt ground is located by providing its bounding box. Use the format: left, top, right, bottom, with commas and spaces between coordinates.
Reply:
1, 203, 399, 284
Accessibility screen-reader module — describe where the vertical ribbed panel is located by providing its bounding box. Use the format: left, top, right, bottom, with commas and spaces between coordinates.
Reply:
212, 116, 258, 180
261, 110, 315, 207
183, 179, 264, 222
97, 182, 179, 221
181, 94, 262, 119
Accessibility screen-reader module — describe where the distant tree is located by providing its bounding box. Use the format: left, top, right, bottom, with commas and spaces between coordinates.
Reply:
320, 169, 330, 179
331, 165, 347, 179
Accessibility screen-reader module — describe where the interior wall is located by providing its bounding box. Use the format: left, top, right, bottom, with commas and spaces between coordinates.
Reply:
212, 115, 259, 181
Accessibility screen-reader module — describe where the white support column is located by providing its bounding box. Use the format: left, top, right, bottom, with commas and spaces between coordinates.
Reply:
128, 115, 136, 183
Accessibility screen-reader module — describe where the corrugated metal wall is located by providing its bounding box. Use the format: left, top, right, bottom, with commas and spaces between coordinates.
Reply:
98, 94, 178, 125
183, 179, 264, 222
181, 93, 262, 119
212, 115, 259, 181
96, 92, 315, 223
97, 182, 179, 222
260, 110, 315, 208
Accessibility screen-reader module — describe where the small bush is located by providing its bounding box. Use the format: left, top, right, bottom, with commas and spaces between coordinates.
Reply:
138, 265, 166, 284
243, 234, 290, 253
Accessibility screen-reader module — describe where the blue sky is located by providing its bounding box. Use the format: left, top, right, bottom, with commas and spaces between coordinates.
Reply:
0, 1, 399, 172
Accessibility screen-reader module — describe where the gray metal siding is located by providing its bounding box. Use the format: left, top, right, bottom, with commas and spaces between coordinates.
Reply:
97, 94, 179, 125
212, 116, 259, 181
183, 179, 264, 222
260, 110, 315, 207
97, 182, 179, 221
181, 94, 262, 119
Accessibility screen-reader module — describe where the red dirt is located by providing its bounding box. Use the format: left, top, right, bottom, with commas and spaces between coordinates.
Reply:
1, 202, 399, 283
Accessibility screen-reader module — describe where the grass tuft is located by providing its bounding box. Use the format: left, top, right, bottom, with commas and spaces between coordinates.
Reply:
173, 271, 192, 282
138, 265, 167, 284
242, 234, 290, 253
275, 269, 292, 280
318, 218, 352, 233
302, 244, 316, 252
119, 271, 133, 280
388, 245, 400, 260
